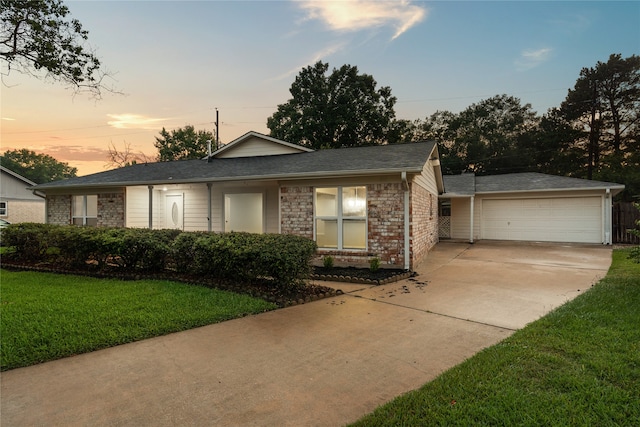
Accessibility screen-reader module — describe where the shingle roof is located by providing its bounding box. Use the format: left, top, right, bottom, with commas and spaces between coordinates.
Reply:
33, 141, 438, 190
443, 172, 624, 196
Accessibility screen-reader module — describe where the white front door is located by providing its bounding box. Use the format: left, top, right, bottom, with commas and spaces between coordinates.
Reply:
224, 193, 263, 233
165, 194, 183, 229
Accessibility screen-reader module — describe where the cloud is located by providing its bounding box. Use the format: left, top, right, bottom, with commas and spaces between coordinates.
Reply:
296, 0, 427, 40
107, 114, 166, 129
515, 48, 552, 71
2, 117, 16, 121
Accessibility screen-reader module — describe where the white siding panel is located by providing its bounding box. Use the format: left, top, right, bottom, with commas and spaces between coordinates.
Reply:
481, 197, 602, 243
216, 137, 304, 158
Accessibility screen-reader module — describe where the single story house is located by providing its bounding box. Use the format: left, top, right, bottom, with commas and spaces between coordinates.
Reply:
0, 166, 45, 224
439, 172, 625, 245
31, 132, 444, 270
30, 132, 625, 270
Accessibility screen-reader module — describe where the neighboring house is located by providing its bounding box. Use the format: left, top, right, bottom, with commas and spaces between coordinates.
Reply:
0, 166, 45, 224
31, 132, 445, 270
439, 173, 624, 245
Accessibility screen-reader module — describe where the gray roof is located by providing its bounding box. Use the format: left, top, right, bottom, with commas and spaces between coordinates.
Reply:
443, 172, 625, 196
33, 141, 438, 190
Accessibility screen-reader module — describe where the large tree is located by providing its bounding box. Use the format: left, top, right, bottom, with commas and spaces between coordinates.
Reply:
154, 125, 215, 161
0, 149, 77, 183
267, 61, 397, 149
560, 54, 640, 179
1, 0, 111, 98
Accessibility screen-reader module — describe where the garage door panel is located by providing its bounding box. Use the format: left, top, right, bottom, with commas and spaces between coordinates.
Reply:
481, 197, 602, 244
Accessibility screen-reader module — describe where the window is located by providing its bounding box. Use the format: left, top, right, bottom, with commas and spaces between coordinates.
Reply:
72, 195, 98, 226
315, 186, 366, 250
0, 201, 7, 216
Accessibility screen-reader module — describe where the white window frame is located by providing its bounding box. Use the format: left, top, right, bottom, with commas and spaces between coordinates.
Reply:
72, 195, 98, 226
314, 186, 367, 250
0, 201, 7, 216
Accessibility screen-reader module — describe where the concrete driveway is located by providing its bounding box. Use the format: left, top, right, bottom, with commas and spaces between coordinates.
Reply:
1, 242, 611, 426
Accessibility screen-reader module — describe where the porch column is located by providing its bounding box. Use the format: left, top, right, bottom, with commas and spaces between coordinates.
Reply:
207, 183, 212, 232
469, 195, 474, 244
148, 185, 154, 229
604, 188, 611, 244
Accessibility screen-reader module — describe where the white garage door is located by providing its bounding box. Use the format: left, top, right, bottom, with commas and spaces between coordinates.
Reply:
482, 197, 602, 244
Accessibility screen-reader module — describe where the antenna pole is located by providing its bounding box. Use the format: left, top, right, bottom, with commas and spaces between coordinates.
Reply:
215, 108, 219, 150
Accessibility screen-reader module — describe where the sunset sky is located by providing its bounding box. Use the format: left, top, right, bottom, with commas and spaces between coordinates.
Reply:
2, 0, 638, 176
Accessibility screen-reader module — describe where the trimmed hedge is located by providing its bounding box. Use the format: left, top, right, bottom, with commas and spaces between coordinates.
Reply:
2, 224, 317, 290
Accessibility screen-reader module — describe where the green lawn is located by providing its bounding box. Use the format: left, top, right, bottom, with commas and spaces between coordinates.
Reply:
351, 249, 640, 426
0, 270, 276, 371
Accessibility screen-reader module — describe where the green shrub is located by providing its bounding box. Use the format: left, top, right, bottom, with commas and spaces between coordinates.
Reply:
323, 255, 334, 269
49, 226, 101, 268
369, 257, 381, 272
1, 223, 57, 262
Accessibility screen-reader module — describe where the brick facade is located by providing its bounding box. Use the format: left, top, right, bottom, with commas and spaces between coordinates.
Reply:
1, 199, 45, 223
97, 193, 125, 227
280, 186, 313, 239
410, 183, 439, 268
367, 182, 406, 266
47, 195, 71, 225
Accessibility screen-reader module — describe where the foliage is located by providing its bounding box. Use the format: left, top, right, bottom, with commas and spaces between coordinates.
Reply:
369, 257, 381, 272
0, 149, 77, 183
559, 53, 640, 199
267, 61, 397, 149
2, 224, 317, 290
0, 270, 276, 370
351, 249, 640, 426
323, 255, 334, 269
154, 125, 215, 161
0, 0, 111, 98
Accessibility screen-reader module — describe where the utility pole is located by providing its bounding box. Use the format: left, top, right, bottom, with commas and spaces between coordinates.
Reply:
215, 108, 219, 150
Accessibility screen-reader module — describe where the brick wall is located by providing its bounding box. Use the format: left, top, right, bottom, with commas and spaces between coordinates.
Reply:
367, 182, 406, 267
1, 199, 45, 223
410, 183, 439, 268
280, 185, 313, 239
97, 193, 125, 227
47, 195, 71, 225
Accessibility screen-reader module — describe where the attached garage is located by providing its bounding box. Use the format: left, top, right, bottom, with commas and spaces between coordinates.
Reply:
440, 173, 625, 245
481, 197, 602, 244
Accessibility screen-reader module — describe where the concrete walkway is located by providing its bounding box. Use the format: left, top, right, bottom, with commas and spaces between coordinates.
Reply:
1, 242, 611, 426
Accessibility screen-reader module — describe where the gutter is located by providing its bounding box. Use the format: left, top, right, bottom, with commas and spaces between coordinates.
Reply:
31, 190, 46, 199
401, 172, 410, 271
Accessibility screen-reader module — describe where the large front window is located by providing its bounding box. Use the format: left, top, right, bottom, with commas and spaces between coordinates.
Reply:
72, 195, 97, 226
315, 186, 366, 250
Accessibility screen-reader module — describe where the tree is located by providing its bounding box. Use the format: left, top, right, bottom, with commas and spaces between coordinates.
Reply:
561, 54, 640, 176
267, 61, 397, 149
0, 149, 77, 183
106, 141, 151, 169
154, 125, 215, 162
560, 54, 640, 199
1, 0, 112, 98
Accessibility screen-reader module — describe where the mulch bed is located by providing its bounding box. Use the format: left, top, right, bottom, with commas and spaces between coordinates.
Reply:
2, 260, 412, 308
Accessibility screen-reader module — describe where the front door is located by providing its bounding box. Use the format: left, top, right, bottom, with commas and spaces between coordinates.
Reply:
165, 194, 183, 229
224, 193, 263, 233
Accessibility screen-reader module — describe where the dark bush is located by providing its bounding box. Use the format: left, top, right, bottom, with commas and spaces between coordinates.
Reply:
49, 226, 101, 268
1, 223, 57, 262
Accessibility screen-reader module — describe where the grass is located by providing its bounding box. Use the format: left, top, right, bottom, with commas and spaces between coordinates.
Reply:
351, 249, 640, 426
0, 269, 276, 371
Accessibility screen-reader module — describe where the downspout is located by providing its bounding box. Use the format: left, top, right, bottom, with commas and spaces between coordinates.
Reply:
401, 172, 410, 271
604, 188, 611, 245
207, 183, 212, 232
148, 185, 154, 229
469, 195, 475, 244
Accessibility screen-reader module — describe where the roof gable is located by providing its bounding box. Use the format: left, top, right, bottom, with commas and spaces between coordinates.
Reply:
1, 166, 37, 186
212, 131, 313, 158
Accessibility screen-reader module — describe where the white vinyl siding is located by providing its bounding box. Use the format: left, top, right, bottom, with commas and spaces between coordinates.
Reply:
215, 137, 307, 158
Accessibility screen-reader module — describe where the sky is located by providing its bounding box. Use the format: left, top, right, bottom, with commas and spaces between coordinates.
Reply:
1, 0, 639, 176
